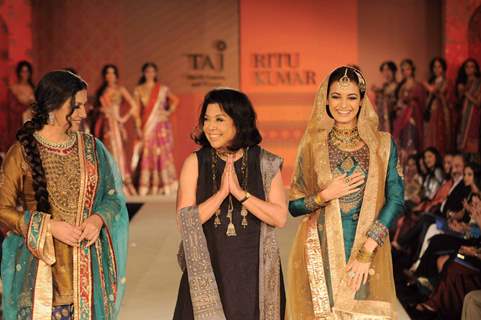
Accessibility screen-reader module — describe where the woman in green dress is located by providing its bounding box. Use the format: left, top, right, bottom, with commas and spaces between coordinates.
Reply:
286, 66, 404, 319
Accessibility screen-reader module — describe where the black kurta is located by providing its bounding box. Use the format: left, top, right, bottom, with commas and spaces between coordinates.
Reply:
174, 146, 281, 319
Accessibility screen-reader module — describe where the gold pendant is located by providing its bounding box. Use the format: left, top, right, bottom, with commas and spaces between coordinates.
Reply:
214, 209, 221, 227
226, 206, 236, 236
241, 206, 248, 228
226, 222, 237, 237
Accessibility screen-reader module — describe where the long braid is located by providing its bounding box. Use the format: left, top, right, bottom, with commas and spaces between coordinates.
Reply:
16, 108, 50, 213
15, 70, 88, 214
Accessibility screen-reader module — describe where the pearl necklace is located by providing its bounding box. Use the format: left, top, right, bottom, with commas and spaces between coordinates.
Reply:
33, 132, 76, 149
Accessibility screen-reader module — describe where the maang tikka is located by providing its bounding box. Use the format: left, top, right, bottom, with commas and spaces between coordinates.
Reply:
339, 67, 367, 93
339, 68, 351, 87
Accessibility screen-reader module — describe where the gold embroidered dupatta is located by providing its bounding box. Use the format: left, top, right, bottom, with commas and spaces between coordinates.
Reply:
286, 72, 397, 319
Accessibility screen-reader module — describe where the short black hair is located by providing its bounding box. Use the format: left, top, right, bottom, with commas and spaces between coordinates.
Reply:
193, 88, 262, 151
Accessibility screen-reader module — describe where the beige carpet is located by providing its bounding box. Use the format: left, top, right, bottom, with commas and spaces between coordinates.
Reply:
120, 199, 410, 319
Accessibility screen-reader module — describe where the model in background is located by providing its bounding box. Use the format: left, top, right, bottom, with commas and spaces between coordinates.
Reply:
6, 61, 35, 149
423, 57, 452, 154
372, 61, 398, 133
95, 64, 139, 195
456, 58, 481, 157
0, 71, 128, 319
133, 62, 179, 196
393, 59, 427, 165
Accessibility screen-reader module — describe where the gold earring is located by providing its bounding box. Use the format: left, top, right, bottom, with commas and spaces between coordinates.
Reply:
48, 112, 55, 125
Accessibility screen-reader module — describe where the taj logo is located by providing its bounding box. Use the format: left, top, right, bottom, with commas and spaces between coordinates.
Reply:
186, 40, 226, 72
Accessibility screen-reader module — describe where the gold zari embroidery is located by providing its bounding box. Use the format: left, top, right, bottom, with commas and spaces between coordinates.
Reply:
38, 142, 81, 224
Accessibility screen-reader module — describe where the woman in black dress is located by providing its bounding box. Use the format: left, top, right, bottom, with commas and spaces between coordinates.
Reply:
174, 89, 287, 320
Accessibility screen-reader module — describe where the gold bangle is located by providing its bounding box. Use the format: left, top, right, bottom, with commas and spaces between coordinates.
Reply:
356, 247, 375, 263
240, 191, 251, 204
314, 193, 326, 206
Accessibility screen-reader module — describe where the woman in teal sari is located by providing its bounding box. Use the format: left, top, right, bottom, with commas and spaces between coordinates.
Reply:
286, 66, 404, 319
0, 71, 128, 320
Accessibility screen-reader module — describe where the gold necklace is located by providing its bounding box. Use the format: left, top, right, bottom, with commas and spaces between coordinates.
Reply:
215, 148, 241, 160
211, 147, 249, 236
330, 126, 362, 150
33, 131, 76, 149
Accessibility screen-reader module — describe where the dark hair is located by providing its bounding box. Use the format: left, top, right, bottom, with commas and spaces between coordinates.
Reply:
452, 152, 466, 165
400, 59, 416, 77
428, 57, 447, 84
16, 71, 88, 213
455, 58, 481, 98
465, 162, 481, 192
193, 89, 262, 151
16, 60, 35, 89
423, 147, 443, 171
379, 61, 398, 78
406, 154, 420, 173
416, 153, 427, 176
64, 67, 78, 75
396, 59, 416, 99
326, 66, 366, 118
138, 62, 158, 84
95, 64, 119, 108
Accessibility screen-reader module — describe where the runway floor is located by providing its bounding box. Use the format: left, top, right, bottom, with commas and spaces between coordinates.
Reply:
120, 198, 411, 319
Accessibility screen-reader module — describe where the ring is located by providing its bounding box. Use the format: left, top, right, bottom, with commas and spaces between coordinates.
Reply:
345, 177, 351, 184
348, 271, 356, 278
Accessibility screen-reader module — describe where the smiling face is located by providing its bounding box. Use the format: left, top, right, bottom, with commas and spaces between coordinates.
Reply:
51, 89, 88, 131
202, 103, 237, 150
327, 80, 361, 128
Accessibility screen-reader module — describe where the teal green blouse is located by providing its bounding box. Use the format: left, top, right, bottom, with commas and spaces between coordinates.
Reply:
289, 138, 404, 260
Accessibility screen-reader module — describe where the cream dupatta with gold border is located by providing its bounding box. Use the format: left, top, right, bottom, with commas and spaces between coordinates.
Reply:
286, 72, 397, 319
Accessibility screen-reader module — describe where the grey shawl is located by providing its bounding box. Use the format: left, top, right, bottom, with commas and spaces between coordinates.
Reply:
178, 148, 283, 320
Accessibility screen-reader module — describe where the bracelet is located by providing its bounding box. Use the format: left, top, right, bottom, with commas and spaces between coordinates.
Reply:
355, 247, 375, 264
240, 191, 251, 204
367, 220, 389, 247
315, 192, 327, 206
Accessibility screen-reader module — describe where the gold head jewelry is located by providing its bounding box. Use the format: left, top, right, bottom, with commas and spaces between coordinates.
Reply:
339, 67, 367, 93
339, 68, 350, 87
